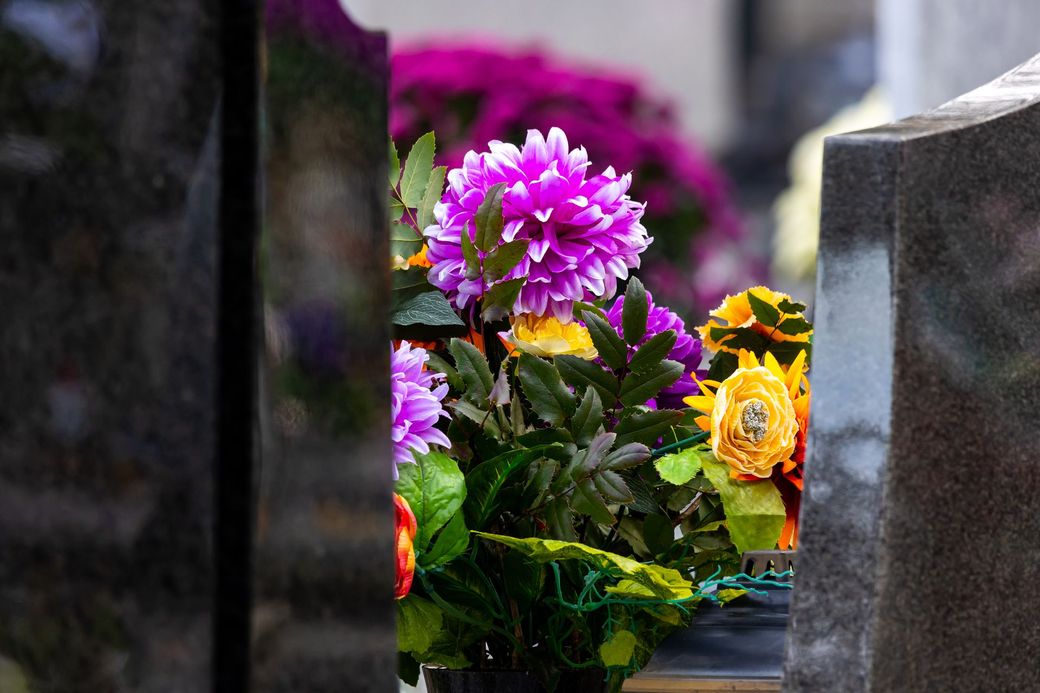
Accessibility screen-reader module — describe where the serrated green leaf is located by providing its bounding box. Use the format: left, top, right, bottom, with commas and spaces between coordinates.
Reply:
593, 470, 633, 503
397, 594, 442, 654
483, 239, 529, 282
709, 326, 768, 353
420, 510, 469, 568
518, 354, 575, 426
448, 338, 494, 406
518, 428, 573, 447
473, 182, 507, 251
418, 165, 446, 230
400, 132, 435, 207
601, 442, 651, 471
746, 289, 780, 327
481, 278, 525, 321
582, 311, 628, 369
619, 359, 683, 406
654, 447, 707, 485
777, 298, 807, 313
392, 291, 465, 327
545, 497, 577, 541
555, 355, 619, 407
768, 340, 812, 366
474, 533, 693, 599
448, 400, 502, 438
614, 409, 683, 447
775, 316, 813, 335
460, 222, 480, 279
465, 446, 557, 529
571, 388, 604, 446
600, 630, 637, 668
701, 454, 785, 553
396, 450, 466, 550
628, 330, 677, 374
574, 432, 616, 477
622, 277, 649, 345
389, 138, 401, 188
524, 457, 558, 509
427, 352, 463, 392
572, 301, 607, 322
571, 478, 615, 525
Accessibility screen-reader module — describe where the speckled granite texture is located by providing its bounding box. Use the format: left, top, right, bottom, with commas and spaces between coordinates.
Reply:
784, 55, 1040, 692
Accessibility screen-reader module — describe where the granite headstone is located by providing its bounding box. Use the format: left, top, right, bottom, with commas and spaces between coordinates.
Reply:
784, 54, 1040, 691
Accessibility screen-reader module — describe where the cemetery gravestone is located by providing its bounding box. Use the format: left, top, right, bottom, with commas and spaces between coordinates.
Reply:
785, 54, 1040, 691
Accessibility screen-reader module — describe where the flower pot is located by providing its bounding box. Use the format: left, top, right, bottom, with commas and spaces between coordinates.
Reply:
423, 666, 608, 693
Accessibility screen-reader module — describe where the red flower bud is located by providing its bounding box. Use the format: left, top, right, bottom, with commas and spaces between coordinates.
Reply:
394, 493, 417, 600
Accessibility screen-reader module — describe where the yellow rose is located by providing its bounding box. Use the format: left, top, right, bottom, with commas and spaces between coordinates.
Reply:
684, 350, 798, 479
697, 286, 811, 354
507, 314, 598, 360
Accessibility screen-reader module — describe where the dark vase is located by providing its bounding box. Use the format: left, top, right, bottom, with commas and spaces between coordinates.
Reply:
423, 666, 608, 693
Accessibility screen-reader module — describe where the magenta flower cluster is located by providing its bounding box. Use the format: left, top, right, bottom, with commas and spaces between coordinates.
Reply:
391, 43, 757, 316
605, 291, 704, 409
391, 341, 450, 477
425, 127, 650, 321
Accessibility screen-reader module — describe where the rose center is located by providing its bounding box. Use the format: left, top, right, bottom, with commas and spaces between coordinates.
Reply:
741, 400, 769, 443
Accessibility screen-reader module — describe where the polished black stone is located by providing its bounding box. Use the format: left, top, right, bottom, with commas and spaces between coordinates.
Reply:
784, 55, 1040, 691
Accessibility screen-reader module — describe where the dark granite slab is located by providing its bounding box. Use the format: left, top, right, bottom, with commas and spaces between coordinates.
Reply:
784, 55, 1040, 691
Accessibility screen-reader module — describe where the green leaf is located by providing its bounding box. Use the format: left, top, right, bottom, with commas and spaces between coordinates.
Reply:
389, 138, 401, 188
572, 301, 607, 322
400, 132, 435, 207
524, 457, 558, 508
618, 359, 683, 406
396, 450, 467, 550
393, 266, 431, 303
600, 630, 637, 668
701, 454, 785, 553
621, 276, 649, 345
392, 291, 465, 327
709, 326, 768, 353
448, 400, 501, 438
418, 165, 446, 230
768, 340, 812, 365
777, 298, 807, 313
474, 533, 694, 599
473, 182, 507, 251
573, 431, 616, 476
582, 311, 628, 369
555, 355, 619, 407
390, 202, 405, 224
518, 428, 573, 447
503, 549, 545, 614
448, 338, 494, 406
546, 496, 578, 541
483, 239, 530, 282
654, 447, 707, 485
570, 388, 604, 446
643, 513, 674, 555
390, 222, 423, 258
776, 316, 813, 335
397, 594, 443, 654
601, 442, 651, 471
593, 470, 633, 503
614, 409, 683, 447
518, 354, 575, 426
481, 278, 525, 321
706, 351, 739, 381
421, 510, 469, 568
746, 289, 780, 327
460, 222, 480, 280
571, 478, 615, 525
465, 446, 559, 530
398, 653, 420, 687
427, 352, 463, 392
628, 330, 677, 374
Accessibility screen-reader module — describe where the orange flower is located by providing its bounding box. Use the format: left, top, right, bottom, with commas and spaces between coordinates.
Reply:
697, 286, 812, 354
407, 244, 433, 268
684, 350, 805, 479
394, 493, 417, 600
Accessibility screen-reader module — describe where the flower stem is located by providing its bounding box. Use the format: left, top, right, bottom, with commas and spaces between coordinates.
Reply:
650, 431, 710, 458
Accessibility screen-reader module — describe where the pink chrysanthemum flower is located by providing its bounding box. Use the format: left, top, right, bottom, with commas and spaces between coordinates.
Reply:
391, 341, 450, 478
425, 127, 651, 322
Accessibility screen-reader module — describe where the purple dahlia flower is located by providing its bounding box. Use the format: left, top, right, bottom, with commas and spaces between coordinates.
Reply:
391, 341, 450, 478
605, 291, 704, 408
425, 127, 651, 322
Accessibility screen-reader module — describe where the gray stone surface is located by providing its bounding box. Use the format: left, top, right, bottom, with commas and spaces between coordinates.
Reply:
784, 55, 1040, 691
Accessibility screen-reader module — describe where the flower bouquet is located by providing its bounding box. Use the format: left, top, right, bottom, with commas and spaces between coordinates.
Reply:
388, 127, 812, 692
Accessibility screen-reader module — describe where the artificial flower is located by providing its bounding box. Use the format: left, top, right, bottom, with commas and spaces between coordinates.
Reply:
425, 127, 650, 321
394, 493, 417, 599
604, 290, 703, 407
506, 313, 598, 360
684, 350, 800, 479
697, 286, 812, 354
391, 341, 451, 477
